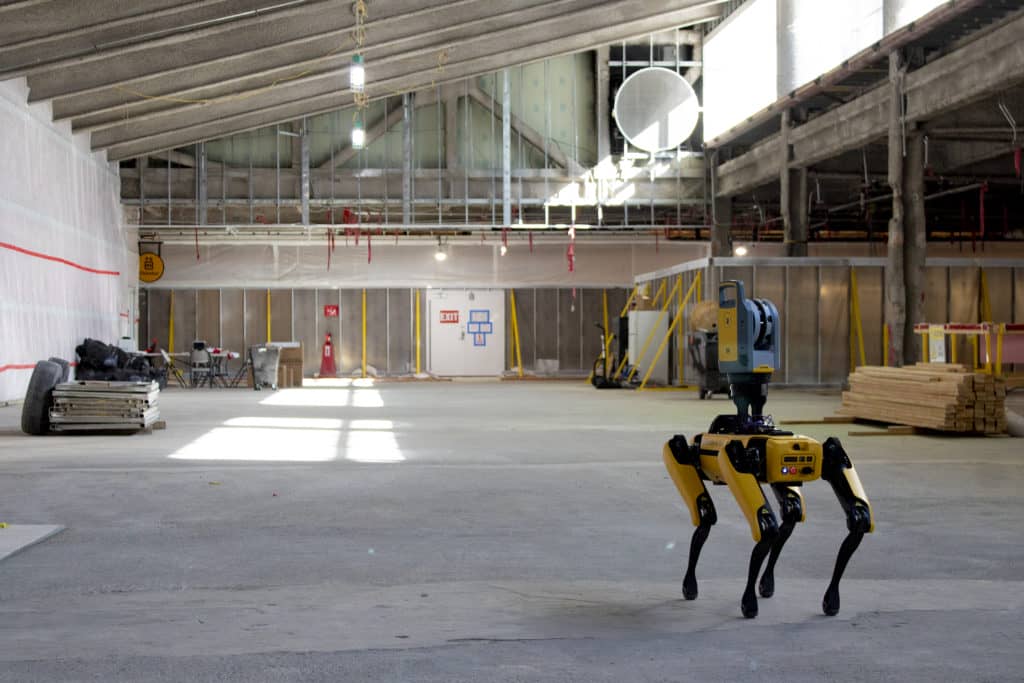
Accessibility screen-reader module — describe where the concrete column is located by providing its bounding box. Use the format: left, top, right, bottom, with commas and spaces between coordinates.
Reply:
710, 151, 732, 257
300, 117, 310, 226
402, 93, 413, 225
885, 51, 906, 366
781, 110, 808, 256
595, 45, 611, 162
502, 68, 511, 227
711, 199, 732, 259
444, 86, 459, 198
903, 131, 927, 359
197, 142, 207, 227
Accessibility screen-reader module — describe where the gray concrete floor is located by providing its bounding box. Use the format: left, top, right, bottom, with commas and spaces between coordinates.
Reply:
0, 382, 1021, 682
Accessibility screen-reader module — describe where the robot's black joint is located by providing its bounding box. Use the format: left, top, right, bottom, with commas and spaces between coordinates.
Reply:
778, 490, 803, 524
822, 437, 852, 473
847, 502, 872, 534
756, 507, 779, 544
668, 435, 695, 466
696, 493, 718, 526
726, 439, 763, 475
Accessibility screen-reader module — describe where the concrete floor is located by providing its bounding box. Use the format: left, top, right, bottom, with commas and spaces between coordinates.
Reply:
0, 382, 1021, 682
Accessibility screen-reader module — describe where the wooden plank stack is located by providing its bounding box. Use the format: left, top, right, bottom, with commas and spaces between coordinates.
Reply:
49, 380, 160, 432
838, 363, 1007, 434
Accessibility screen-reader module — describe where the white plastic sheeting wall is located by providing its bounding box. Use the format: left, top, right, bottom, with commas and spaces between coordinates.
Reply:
146, 240, 708, 289
0, 78, 135, 403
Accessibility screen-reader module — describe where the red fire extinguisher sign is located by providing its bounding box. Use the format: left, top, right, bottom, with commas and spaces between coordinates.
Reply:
324, 305, 339, 318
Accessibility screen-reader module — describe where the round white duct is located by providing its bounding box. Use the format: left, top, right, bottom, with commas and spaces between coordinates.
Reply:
613, 67, 699, 153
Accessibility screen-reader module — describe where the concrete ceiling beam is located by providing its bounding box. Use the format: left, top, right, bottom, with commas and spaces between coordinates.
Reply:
0, 0, 287, 77
98, 2, 725, 160
58, 0, 589, 130
20, 0, 345, 97
27, 0, 539, 102
715, 9, 1024, 198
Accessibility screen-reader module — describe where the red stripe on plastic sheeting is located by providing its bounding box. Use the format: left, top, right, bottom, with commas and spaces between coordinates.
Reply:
0, 241, 120, 276
0, 364, 36, 373
0, 361, 78, 373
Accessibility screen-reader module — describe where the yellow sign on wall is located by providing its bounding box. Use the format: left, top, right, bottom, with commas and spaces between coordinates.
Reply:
139, 252, 164, 283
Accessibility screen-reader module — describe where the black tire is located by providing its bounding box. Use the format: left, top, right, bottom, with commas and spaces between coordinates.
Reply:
48, 357, 71, 383
21, 360, 63, 436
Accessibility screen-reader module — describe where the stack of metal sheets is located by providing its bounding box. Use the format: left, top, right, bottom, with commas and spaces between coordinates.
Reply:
49, 381, 160, 432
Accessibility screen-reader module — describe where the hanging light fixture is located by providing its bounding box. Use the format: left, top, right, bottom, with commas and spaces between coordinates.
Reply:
500, 244, 508, 256
734, 245, 749, 256
350, 53, 365, 93
351, 113, 365, 150
434, 237, 448, 262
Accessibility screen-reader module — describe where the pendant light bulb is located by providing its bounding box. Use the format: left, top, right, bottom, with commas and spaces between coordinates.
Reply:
351, 117, 365, 150
350, 54, 365, 93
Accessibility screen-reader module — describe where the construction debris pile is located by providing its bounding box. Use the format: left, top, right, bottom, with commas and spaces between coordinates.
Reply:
49, 381, 160, 433
839, 364, 1007, 434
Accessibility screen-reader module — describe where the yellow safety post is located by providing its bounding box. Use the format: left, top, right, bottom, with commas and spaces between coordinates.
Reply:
620, 285, 639, 317
922, 338, 928, 363
882, 324, 889, 367
601, 289, 611, 376
623, 277, 683, 382
168, 290, 175, 354
971, 334, 978, 370
361, 289, 367, 378
639, 275, 701, 389
951, 331, 958, 364
676, 276, 684, 386
266, 289, 272, 343
415, 289, 421, 375
849, 268, 866, 368
983, 327, 992, 374
980, 270, 992, 322
650, 280, 667, 309
996, 324, 1004, 376
509, 289, 524, 377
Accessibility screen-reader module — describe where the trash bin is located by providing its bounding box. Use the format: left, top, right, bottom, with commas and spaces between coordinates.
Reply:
249, 345, 281, 391
689, 330, 730, 400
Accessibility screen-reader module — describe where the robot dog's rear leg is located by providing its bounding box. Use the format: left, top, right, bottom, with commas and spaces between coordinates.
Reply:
663, 436, 717, 600
682, 496, 717, 600
758, 485, 805, 598
820, 437, 875, 616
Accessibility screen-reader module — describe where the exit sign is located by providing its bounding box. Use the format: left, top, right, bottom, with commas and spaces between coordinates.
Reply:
440, 310, 459, 324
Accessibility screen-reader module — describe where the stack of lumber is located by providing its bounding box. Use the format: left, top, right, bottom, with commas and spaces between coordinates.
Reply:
838, 364, 1007, 434
49, 380, 160, 432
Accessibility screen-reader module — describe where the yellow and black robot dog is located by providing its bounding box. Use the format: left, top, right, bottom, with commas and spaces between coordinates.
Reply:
663, 280, 874, 618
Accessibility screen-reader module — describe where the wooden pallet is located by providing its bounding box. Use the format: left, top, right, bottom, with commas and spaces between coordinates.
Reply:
837, 364, 1007, 435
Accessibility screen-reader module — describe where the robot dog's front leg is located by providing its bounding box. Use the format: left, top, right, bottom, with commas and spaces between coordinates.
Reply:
663, 435, 717, 600
820, 437, 874, 616
758, 484, 805, 599
719, 441, 780, 618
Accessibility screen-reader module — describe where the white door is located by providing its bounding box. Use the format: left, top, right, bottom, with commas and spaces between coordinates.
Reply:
428, 289, 505, 376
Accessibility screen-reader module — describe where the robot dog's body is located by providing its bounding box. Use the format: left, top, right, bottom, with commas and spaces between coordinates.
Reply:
663, 280, 874, 618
